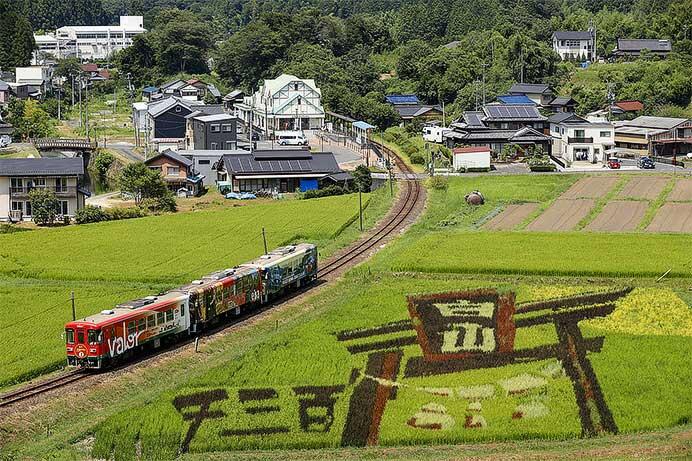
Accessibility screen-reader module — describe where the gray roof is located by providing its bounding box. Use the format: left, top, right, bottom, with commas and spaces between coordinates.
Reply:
624, 116, 687, 130
221, 150, 341, 176
0, 80, 9, 91
191, 113, 236, 123
224, 90, 244, 100
616, 39, 671, 52
395, 105, 443, 118
148, 97, 190, 118
0, 123, 12, 135
548, 112, 586, 124
193, 104, 225, 115
207, 84, 222, 98
161, 79, 187, 91
483, 104, 546, 121
549, 96, 576, 106
0, 157, 84, 176
463, 111, 485, 127
552, 31, 592, 40
508, 83, 551, 95
145, 149, 193, 168
447, 127, 550, 142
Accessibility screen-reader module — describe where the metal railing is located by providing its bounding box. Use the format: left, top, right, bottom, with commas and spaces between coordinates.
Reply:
9, 185, 78, 196
568, 137, 594, 144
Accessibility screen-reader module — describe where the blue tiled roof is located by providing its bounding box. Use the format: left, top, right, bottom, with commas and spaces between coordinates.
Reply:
353, 121, 376, 130
386, 94, 420, 105
496, 94, 536, 105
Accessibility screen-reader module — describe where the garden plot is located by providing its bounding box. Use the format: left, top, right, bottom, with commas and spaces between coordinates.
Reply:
526, 199, 594, 231
667, 178, 692, 201
646, 203, 692, 233
618, 176, 668, 200
484, 203, 538, 230
585, 201, 648, 232
560, 176, 618, 199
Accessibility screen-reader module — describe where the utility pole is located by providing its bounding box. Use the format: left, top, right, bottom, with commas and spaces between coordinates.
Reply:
520, 46, 524, 83
57, 81, 61, 121
70, 73, 75, 106
71, 291, 76, 321
84, 77, 90, 141
262, 227, 268, 254
482, 64, 488, 106
78, 78, 83, 129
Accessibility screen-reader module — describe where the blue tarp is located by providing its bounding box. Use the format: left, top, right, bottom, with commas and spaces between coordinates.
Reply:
300, 179, 318, 192
353, 121, 376, 130
225, 192, 257, 200
496, 94, 536, 105
385, 94, 420, 105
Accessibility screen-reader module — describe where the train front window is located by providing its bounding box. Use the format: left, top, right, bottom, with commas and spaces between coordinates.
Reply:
77, 331, 84, 343
66, 329, 74, 344
88, 330, 101, 344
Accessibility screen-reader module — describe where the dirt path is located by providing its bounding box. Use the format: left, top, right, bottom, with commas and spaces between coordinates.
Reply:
647, 203, 692, 232
618, 176, 668, 200
527, 199, 594, 231
668, 178, 692, 201
484, 203, 538, 230
561, 176, 619, 199
586, 200, 648, 232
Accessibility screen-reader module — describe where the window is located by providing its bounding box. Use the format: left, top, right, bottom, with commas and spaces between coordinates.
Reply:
210, 124, 220, 133
11, 201, 23, 212
149, 166, 162, 171
574, 129, 585, 138
166, 309, 174, 322
55, 177, 67, 192
66, 329, 74, 344
77, 331, 85, 343
157, 311, 164, 324
294, 83, 299, 91
600, 131, 611, 137
127, 321, 136, 336
10, 178, 23, 193
147, 315, 156, 328
167, 166, 180, 176
198, 159, 210, 165
179, 303, 185, 317
88, 330, 101, 344
25, 202, 32, 216
138, 318, 146, 331
225, 141, 234, 149
55, 201, 68, 215
210, 142, 218, 150
222, 124, 232, 132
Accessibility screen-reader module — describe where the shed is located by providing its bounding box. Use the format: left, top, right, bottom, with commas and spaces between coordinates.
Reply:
453, 146, 491, 171
353, 121, 376, 145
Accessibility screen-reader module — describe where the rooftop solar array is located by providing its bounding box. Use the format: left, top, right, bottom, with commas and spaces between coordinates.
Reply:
483, 104, 543, 120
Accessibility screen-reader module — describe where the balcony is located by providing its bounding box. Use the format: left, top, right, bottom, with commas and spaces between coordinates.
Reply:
9, 186, 78, 198
568, 137, 594, 144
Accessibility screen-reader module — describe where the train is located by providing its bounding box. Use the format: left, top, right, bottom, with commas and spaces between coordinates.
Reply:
65, 243, 318, 369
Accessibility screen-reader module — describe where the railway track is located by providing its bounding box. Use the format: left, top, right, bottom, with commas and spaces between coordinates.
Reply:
0, 140, 423, 410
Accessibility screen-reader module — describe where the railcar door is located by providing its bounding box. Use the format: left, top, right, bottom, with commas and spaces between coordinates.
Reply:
73, 327, 89, 361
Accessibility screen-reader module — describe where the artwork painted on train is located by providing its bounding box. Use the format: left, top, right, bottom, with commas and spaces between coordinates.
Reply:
159, 288, 630, 453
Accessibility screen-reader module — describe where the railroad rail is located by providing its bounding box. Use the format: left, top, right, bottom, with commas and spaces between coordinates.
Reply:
0, 140, 423, 409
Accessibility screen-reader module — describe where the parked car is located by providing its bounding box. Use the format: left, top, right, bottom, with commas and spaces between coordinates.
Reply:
0, 135, 11, 148
637, 157, 655, 169
607, 158, 621, 169
276, 130, 308, 146
686, 153, 692, 160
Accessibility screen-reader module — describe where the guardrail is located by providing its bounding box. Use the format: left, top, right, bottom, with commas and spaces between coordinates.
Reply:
651, 155, 683, 166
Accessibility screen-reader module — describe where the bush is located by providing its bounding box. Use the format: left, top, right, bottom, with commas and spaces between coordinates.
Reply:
403, 144, 417, 157
410, 152, 425, 164
91, 150, 116, 180
140, 194, 177, 213
427, 176, 449, 191
75, 205, 147, 224
302, 185, 346, 199
29, 188, 59, 226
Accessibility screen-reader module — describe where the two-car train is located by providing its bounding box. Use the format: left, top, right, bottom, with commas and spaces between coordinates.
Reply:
65, 243, 317, 369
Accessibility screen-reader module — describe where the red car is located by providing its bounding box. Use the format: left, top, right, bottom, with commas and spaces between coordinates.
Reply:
607, 158, 621, 169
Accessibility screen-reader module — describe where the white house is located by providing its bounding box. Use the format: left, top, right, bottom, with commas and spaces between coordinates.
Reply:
452, 146, 491, 171
34, 16, 146, 62
551, 31, 595, 61
549, 113, 614, 164
236, 74, 325, 137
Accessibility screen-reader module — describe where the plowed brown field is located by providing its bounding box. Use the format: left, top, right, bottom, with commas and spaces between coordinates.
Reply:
484, 203, 538, 230
526, 199, 595, 231
586, 200, 648, 232
667, 178, 692, 201
561, 176, 618, 199
646, 203, 692, 232
618, 176, 668, 200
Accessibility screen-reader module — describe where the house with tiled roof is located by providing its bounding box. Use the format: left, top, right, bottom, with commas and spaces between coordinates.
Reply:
613, 39, 671, 58
551, 31, 595, 61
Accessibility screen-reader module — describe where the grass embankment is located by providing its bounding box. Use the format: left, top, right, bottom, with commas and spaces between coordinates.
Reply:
0, 188, 393, 388
372, 132, 425, 174
64, 89, 135, 141
35, 274, 690, 458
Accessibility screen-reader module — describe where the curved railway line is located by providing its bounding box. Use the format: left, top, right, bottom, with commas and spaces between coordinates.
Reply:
0, 140, 424, 410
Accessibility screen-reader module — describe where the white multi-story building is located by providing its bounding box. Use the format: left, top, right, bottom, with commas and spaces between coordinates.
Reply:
551, 31, 595, 61
33, 16, 146, 62
549, 113, 614, 164
236, 74, 325, 137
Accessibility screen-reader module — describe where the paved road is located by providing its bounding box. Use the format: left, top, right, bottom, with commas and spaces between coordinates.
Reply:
106, 141, 143, 162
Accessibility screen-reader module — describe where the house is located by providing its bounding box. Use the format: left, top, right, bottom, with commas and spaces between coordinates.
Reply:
648, 118, 692, 158
7, 83, 29, 100
185, 113, 238, 151
612, 39, 671, 59
45, 16, 146, 61
547, 96, 577, 113
385, 94, 443, 125
452, 146, 491, 171
0, 158, 89, 222
551, 31, 595, 61
15, 66, 52, 98
143, 97, 225, 152
223, 90, 245, 112
80, 63, 110, 82
612, 116, 686, 156
0, 81, 10, 106
468, 104, 548, 132
215, 149, 343, 193
178, 151, 230, 187
144, 150, 204, 197
444, 126, 552, 156
548, 113, 614, 164
236, 74, 325, 136
507, 83, 554, 107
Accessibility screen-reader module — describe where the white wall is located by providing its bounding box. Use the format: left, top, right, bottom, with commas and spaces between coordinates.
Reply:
0, 177, 9, 220
454, 152, 491, 170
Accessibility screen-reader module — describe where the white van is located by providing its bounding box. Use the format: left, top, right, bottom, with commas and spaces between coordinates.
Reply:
276, 131, 308, 146
422, 126, 451, 144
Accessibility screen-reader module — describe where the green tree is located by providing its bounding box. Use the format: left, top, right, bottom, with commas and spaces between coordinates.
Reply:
29, 188, 59, 226
7, 99, 56, 140
91, 150, 115, 181
113, 35, 157, 86
352, 164, 372, 192
119, 162, 170, 205
150, 9, 213, 74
